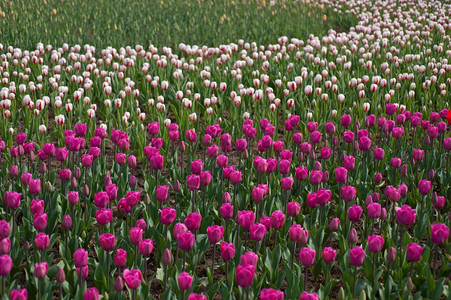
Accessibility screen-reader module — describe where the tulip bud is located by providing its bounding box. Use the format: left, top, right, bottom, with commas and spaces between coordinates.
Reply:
337, 287, 345, 300
114, 276, 124, 292
162, 248, 172, 265
400, 164, 407, 176
427, 169, 435, 180
222, 192, 231, 203
179, 141, 186, 152
75, 167, 81, 179
129, 175, 137, 188
173, 180, 180, 192
348, 228, 357, 244
83, 184, 90, 197
359, 290, 367, 300
23, 241, 30, 251
406, 277, 415, 291
71, 176, 77, 189
45, 181, 53, 192
55, 267, 66, 283
244, 149, 249, 159
328, 218, 340, 231
62, 215, 72, 229
145, 194, 151, 205
39, 162, 47, 174
386, 247, 396, 261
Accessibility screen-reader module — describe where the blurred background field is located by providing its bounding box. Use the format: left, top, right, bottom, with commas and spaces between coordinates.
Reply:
0, 0, 356, 50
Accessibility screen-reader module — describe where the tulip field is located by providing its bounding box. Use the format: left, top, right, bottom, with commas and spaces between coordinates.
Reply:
1, 0, 451, 299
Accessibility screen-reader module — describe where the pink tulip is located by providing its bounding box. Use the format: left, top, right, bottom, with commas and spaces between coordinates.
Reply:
220, 242, 235, 260
200, 171, 212, 186
73, 248, 88, 268
0, 255, 12, 276
240, 252, 258, 267
139, 239, 154, 256
220, 203, 234, 219
190, 160, 203, 175
123, 269, 143, 289
84, 288, 99, 300
238, 210, 255, 230
96, 208, 113, 225
129, 227, 143, 245
94, 192, 109, 208
236, 264, 255, 288
188, 293, 207, 300
310, 170, 322, 185
343, 156, 355, 171
207, 225, 224, 244
34, 262, 49, 279
288, 225, 306, 243
185, 213, 202, 231
271, 210, 286, 229
126, 191, 140, 207
68, 191, 79, 205
0, 238, 10, 255
322, 247, 336, 263
349, 246, 365, 266
148, 122, 160, 136
35, 233, 49, 250
178, 271, 193, 291
295, 166, 309, 181
100, 233, 116, 252
33, 213, 47, 231
281, 177, 294, 190
160, 207, 177, 225
430, 223, 449, 245
250, 223, 266, 242
29, 179, 41, 195
406, 242, 423, 262
156, 185, 169, 202
335, 167, 348, 184
367, 203, 382, 219
43, 143, 56, 157
186, 174, 200, 191
230, 171, 242, 185
62, 215, 72, 229
419, 180, 432, 195
177, 231, 195, 251
348, 205, 363, 222
260, 288, 284, 300
328, 218, 340, 231
300, 291, 319, 300
396, 205, 416, 226
0, 221, 10, 239
368, 235, 384, 253
10, 289, 27, 300
299, 247, 316, 267
287, 202, 301, 217
114, 249, 127, 268
341, 186, 357, 201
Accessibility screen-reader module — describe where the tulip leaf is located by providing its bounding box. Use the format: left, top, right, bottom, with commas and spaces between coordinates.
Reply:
156, 267, 165, 282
